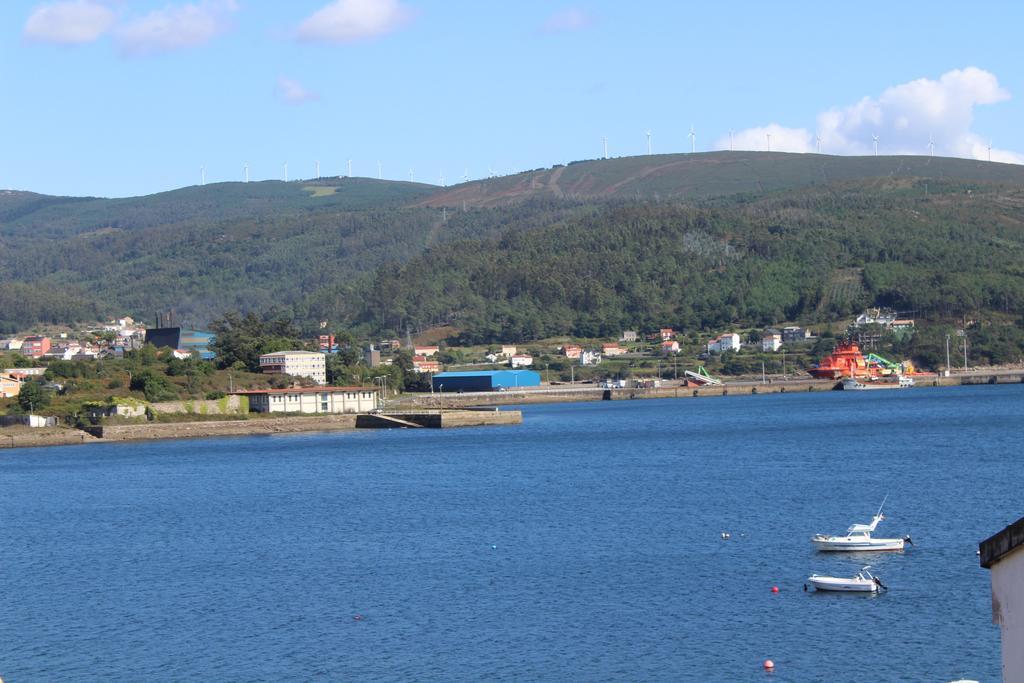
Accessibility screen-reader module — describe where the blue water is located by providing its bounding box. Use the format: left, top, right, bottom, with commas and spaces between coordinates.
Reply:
2, 385, 1021, 682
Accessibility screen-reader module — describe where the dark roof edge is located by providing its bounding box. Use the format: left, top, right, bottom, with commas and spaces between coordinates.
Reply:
980, 515, 1024, 569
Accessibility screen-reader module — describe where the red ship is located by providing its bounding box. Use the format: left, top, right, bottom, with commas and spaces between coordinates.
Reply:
808, 340, 877, 379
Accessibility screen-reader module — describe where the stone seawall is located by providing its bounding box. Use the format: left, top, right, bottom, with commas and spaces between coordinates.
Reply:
407, 370, 1024, 409
148, 395, 247, 416
85, 415, 358, 441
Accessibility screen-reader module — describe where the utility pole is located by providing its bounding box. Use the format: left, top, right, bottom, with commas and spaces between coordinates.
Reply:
945, 334, 951, 376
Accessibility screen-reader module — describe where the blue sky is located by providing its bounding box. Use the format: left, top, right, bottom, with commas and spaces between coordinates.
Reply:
3, 0, 1024, 197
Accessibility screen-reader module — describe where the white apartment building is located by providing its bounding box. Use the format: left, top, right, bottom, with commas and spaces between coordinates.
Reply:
707, 333, 741, 353
258, 350, 327, 385
762, 333, 782, 352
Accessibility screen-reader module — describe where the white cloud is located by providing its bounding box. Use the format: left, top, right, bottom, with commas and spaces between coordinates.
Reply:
718, 68, 1023, 163
276, 77, 320, 104
296, 0, 412, 43
23, 0, 116, 45
115, 0, 237, 56
728, 124, 812, 154
541, 7, 593, 33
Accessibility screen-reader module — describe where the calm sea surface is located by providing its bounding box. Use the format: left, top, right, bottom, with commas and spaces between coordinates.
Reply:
2, 384, 1022, 682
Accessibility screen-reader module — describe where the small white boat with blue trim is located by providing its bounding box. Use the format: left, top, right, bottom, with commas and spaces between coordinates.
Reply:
807, 566, 887, 593
811, 497, 913, 552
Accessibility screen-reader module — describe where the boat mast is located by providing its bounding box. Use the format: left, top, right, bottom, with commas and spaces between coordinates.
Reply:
875, 494, 889, 519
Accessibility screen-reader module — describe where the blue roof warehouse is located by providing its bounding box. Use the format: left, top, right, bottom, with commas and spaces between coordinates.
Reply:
431, 370, 540, 392
144, 327, 216, 360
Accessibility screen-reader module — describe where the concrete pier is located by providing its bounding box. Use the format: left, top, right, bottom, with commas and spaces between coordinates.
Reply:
357, 409, 522, 429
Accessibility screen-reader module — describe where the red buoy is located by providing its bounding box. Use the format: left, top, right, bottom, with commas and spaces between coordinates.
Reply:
763, 659, 775, 671
771, 585, 780, 593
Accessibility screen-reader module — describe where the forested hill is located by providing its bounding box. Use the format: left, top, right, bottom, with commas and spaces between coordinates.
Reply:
0, 178, 434, 239
418, 152, 1024, 207
341, 179, 1024, 342
2, 153, 1024, 338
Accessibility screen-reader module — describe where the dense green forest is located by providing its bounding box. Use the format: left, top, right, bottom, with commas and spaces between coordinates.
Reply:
2, 154, 1023, 348
342, 179, 1024, 341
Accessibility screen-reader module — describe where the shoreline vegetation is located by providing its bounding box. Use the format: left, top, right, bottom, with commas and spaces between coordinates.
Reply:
3, 368, 1020, 450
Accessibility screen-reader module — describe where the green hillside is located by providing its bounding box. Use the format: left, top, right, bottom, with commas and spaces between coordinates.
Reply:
419, 152, 1024, 207
348, 178, 1024, 345
2, 153, 1023, 346
0, 178, 435, 239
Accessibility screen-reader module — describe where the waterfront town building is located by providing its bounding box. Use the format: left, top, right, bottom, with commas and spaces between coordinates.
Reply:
659, 328, 675, 341
412, 356, 440, 373
661, 340, 680, 354
21, 336, 51, 358
258, 351, 327, 385
510, 354, 533, 368
602, 343, 626, 356
981, 515, 1024, 681
1, 374, 21, 398
620, 330, 638, 343
562, 344, 582, 359
4, 367, 45, 378
413, 345, 439, 357
432, 370, 540, 392
762, 332, 783, 352
708, 333, 741, 353
238, 387, 379, 414
781, 326, 811, 343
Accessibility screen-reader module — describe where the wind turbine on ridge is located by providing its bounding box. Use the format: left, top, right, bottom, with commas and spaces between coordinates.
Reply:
347, 159, 352, 177
315, 160, 320, 179
244, 163, 249, 183
766, 133, 772, 152
646, 129, 652, 155
816, 133, 822, 154
729, 129, 734, 151
988, 140, 993, 162
689, 125, 696, 153
602, 136, 608, 159
377, 161, 383, 180
200, 165, 205, 186
872, 134, 879, 156
928, 135, 935, 157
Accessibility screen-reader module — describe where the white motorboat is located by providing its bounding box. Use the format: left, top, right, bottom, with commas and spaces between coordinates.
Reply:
807, 566, 886, 593
811, 497, 913, 551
